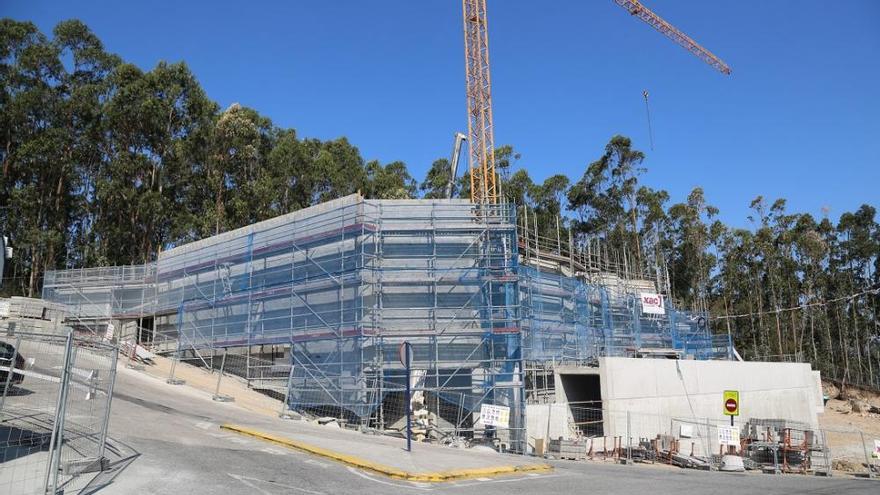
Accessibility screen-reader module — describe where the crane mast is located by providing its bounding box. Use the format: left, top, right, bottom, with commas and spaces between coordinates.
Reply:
462, 0, 498, 205
613, 0, 731, 75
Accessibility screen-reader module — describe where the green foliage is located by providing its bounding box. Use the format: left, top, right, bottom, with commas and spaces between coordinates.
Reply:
366, 160, 416, 200
0, 19, 416, 296
420, 158, 452, 199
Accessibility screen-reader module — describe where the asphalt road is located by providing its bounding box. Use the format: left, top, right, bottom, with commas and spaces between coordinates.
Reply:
83, 367, 878, 495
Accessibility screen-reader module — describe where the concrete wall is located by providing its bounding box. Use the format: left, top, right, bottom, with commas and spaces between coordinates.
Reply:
598, 357, 821, 427
597, 357, 822, 455
525, 358, 823, 456
525, 403, 573, 453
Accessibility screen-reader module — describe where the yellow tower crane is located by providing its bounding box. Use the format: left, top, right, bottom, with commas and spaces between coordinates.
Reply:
461, 0, 498, 206
460, 0, 731, 205
612, 0, 731, 75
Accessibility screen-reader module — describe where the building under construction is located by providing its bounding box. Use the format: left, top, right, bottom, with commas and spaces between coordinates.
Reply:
26, 2, 833, 462
41, 194, 732, 450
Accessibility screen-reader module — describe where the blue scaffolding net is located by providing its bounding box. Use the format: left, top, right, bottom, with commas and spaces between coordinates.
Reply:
42, 195, 734, 450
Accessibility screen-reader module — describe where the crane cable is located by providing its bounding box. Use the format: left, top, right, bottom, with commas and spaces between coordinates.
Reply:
710, 284, 880, 321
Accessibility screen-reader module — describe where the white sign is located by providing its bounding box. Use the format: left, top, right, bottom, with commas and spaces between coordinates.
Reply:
0, 300, 9, 318
640, 293, 665, 315
479, 404, 510, 428
680, 424, 694, 439
873, 439, 880, 459
717, 426, 740, 447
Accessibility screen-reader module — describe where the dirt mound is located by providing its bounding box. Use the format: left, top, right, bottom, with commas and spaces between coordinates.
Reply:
823, 381, 840, 400
832, 459, 860, 472
824, 379, 880, 406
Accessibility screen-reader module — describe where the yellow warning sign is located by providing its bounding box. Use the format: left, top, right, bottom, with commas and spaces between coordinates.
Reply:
723, 390, 739, 416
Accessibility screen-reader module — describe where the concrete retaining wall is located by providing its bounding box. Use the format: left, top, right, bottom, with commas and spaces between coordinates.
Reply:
597, 357, 822, 455
525, 403, 572, 450
526, 358, 823, 456
597, 357, 821, 428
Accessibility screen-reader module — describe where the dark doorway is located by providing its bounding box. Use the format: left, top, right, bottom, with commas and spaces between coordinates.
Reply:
137, 316, 154, 344
559, 373, 603, 436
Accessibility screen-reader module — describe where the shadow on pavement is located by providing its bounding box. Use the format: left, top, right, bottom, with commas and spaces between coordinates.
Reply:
0, 424, 52, 463
77, 436, 141, 495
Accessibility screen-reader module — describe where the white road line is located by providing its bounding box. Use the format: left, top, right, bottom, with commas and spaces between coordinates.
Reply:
345, 467, 434, 492
444, 473, 564, 489
194, 421, 214, 430
304, 458, 330, 468
227, 473, 274, 495
227, 473, 326, 495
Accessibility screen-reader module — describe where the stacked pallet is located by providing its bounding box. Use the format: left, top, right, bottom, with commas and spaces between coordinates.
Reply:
549, 438, 588, 460
0, 296, 67, 322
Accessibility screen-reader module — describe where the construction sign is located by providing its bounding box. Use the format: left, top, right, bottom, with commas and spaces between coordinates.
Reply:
723, 390, 739, 416
479, 404, 510, 428
639, 293, 665, 315
717, 426, 740, 446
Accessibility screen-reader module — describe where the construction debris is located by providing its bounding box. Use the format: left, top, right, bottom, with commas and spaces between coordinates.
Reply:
656, 449, 711, 470
316, 417, 341, 428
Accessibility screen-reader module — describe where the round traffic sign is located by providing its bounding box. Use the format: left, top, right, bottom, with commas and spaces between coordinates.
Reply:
398, 342, 413, 367
725, 398, 738, 413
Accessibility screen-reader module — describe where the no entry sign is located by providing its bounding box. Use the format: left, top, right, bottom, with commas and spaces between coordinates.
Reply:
723, 390, 739, 416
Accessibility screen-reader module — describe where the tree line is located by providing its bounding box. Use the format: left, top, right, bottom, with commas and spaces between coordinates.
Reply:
2, 20, 877, 386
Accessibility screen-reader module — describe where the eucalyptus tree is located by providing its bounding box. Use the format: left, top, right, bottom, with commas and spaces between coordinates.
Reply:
420, 158, 452, 199
667, 187, 718, 312
100, 61, 216, 258
265, 128, 313, 214
567, 135, 646, 270
365, 160, 417, 199
310, 137, 368, 204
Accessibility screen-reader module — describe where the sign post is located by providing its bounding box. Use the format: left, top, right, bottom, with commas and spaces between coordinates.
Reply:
399, 342, 413, 452
723, 390, 739, 427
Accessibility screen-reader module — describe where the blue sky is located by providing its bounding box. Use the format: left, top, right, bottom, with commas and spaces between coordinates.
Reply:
6, 0, 879, 227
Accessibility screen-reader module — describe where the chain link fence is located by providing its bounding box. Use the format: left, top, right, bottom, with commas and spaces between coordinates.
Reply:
0, 330, 118, 494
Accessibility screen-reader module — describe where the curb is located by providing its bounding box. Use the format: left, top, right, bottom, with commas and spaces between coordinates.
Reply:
220, 424, 553, 482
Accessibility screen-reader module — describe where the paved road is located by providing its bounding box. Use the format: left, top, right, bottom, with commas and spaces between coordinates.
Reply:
84, 367, 878, 495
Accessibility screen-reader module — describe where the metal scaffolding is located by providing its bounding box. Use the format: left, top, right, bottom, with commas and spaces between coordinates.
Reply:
42, 194, 731, 451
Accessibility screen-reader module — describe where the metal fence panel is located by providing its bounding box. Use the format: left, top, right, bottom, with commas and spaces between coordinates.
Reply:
0, 332, 71, 494
0, 330, 118, 494
545, 401, 879, 477
56, 338, 118, 491
824, 428, 878, 478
